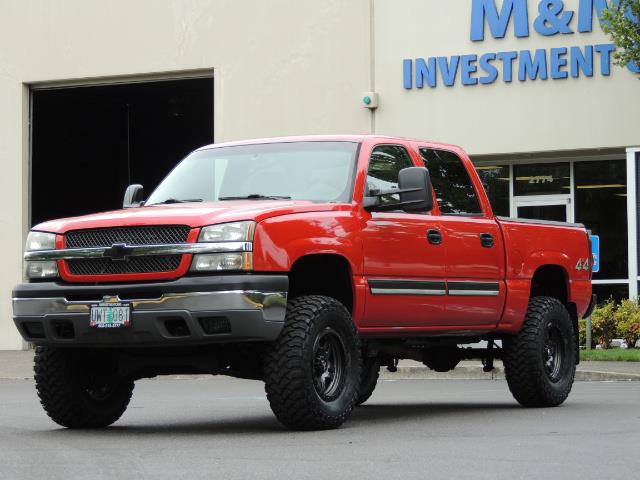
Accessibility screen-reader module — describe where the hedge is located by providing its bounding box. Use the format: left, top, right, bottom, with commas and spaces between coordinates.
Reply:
579, 298, 640, 348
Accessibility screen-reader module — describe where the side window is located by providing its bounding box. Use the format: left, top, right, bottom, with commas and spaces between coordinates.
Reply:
366, 145, 414, 205
419, 148, 482, 215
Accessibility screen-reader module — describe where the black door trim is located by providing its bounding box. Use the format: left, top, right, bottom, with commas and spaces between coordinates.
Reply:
368, 279, 446, 296
447, 281, 500, 297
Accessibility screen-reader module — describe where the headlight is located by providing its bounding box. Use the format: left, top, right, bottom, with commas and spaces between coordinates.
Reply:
192, 221, 256, 272
25, 231, 56, 251
24, 231, 58, 279
198, 221, 255, 242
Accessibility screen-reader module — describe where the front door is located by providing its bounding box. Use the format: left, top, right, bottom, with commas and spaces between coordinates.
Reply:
361, 144, 447, 328
419, 147, 506, 327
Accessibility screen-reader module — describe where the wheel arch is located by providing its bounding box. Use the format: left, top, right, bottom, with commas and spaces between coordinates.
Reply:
530, 264, 569, 305
288, 253, 354, 313
530, 264, 579, 364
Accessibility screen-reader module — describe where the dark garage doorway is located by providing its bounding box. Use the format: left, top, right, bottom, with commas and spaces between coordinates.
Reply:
31, 77, 214, 226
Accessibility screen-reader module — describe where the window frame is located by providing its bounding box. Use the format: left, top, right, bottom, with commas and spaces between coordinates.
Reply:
363, 143, 418, 207
418, 146, 484, 217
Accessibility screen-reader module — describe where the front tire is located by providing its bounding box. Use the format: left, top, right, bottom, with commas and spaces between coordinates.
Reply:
356, 358, 380, 405
34, 346, 134, 428
503, 296, 576, 407
263, 295, 362, 430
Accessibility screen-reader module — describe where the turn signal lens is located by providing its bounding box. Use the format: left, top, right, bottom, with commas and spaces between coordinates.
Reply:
190, 253, 253, 272
25, 260, 59, 279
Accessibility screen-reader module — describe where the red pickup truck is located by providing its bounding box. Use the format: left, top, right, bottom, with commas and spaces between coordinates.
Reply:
14, 135, 594, 430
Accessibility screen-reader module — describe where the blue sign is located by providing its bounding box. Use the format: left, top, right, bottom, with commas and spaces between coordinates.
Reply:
403, 0, 640, 90
591, 235, 600, 273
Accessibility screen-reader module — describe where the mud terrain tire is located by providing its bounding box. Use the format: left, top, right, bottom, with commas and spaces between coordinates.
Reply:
34, 346, 134, 428
263, 295, 361, 430
356, 358, 380, 405
503, 296, 576, 407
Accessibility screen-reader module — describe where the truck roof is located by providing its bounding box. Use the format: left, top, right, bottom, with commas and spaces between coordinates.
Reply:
196, 134, 463, 152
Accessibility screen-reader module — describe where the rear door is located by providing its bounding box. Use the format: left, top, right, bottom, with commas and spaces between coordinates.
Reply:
418, 147, 506, 327
361, 143, 447, 328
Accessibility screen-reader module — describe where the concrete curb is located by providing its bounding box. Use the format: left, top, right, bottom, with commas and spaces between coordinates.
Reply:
380, 366, 640, 382
0, 351, 638, 381
2, 367, 639, 382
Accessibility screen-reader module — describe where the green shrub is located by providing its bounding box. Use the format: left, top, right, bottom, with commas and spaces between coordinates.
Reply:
614, 298, 640, 348
590, 298, 617, 348
578, 317, 587, 347
581, 298, 640, 349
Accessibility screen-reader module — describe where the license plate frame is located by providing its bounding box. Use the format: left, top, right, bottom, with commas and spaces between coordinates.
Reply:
89, 302, 131, 329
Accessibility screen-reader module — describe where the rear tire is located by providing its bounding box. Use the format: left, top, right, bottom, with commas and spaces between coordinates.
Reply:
356, 358, 380, 405
503, 296, 576, 407
34, 346, 134, 428
263, 295, 361, 430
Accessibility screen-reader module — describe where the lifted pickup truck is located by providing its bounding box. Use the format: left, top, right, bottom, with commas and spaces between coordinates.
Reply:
14, 135, 594, 430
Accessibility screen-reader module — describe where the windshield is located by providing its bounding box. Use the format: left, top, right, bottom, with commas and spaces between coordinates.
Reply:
146, 141, 359, 205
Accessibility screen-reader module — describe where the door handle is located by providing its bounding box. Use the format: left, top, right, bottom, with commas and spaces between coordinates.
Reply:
480, 233, 494, 248
427, 229, 442, 245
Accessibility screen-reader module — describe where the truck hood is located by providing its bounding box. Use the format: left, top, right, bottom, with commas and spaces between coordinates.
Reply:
34, 200, 348, 234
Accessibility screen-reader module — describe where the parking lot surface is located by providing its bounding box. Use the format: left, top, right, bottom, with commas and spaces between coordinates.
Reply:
1, 378, 639, 479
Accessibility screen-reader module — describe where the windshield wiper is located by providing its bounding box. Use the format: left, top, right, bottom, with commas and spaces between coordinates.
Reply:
218, 194, 292, 201
149, 198, 204, 205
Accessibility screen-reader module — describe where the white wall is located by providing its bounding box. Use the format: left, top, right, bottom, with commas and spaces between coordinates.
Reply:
0, 0, 637, 349
374, 0, 639, 155
0, 0, 372, 349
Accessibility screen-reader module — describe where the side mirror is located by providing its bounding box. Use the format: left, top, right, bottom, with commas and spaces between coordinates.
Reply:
398, 167, 433, 212
123, 184, 144, 208
364, 167, 433, 212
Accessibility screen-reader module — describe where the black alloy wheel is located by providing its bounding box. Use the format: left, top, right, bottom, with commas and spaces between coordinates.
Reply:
313, 328, 347, 401
503, 296, 576, 408
543, 322, 565, 382
263, 295, 362, 430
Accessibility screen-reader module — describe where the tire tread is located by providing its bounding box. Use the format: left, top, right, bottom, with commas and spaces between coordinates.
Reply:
503, 296, 576, 408
263, 295, 361, 430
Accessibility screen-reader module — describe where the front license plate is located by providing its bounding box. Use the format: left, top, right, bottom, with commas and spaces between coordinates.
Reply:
89, 303, 131, 329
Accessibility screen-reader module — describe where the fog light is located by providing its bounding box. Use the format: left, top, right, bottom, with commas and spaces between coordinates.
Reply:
190, 253, 252, 272
25, 261, 59, 279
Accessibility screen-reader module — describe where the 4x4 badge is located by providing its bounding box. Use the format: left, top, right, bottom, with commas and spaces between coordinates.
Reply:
576, 258, 590, 271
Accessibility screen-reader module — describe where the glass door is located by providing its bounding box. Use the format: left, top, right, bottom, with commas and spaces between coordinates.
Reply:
514, 198, 571, 222
511, 162, 573, 222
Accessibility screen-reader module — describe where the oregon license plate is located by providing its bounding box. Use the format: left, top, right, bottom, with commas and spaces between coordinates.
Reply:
89, 303, 131, 329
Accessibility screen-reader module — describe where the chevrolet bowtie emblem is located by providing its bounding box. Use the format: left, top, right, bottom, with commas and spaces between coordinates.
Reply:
103, 243, 133, 262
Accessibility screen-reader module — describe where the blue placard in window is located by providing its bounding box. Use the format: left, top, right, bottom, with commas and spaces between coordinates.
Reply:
591, 235, 600, 273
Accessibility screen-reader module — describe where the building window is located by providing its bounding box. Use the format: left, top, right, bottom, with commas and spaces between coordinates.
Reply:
574, 160, 627, 280
594, 284, 629, 304
476, 165, 510, 216
514, 163, 570, 196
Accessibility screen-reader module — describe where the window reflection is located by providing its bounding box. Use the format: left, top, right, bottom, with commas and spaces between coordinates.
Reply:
514, 163, 570, 196
574, 160, 627, 279
476, 165, 510, 216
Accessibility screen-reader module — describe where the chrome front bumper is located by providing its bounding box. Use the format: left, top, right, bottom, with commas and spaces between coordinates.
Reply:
12, 275, 288, 346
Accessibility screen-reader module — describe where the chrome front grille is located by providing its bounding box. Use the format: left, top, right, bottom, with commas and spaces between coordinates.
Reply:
65, 226, 190, 248
64, 226, 190, 277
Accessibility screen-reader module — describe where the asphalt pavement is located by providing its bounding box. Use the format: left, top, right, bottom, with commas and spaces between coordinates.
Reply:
1, 377, 639, 479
